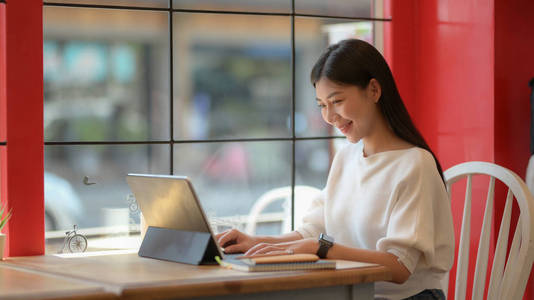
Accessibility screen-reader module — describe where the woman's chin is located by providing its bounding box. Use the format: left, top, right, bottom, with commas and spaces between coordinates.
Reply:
346, 136, 361, 144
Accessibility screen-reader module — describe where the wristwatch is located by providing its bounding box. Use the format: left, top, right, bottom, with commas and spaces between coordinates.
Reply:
317, 233, 334, 259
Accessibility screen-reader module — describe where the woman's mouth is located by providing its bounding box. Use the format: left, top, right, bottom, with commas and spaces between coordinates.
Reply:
338, 121, 353, 134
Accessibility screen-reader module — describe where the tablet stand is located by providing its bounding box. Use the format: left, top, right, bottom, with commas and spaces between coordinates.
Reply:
138, 226, 219, 265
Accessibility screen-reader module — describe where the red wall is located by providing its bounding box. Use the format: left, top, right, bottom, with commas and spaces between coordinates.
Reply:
386, 0, 495, 167
494, 0, 533, 175
413, 3, 495, 298
0, 3, 6, 243
2, 0, 45, 256
494, 0, 534, 298
386, 0, 534, 299
0, 3, 6, 144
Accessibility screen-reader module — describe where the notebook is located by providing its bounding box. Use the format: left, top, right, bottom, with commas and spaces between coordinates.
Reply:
216, 254, 337, 272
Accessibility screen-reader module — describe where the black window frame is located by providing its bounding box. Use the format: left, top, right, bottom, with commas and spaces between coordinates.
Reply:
42, 0, 391, 230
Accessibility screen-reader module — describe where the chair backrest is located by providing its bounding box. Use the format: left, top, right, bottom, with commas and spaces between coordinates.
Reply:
444, 161, 534, 300
525, 154, 534, 195
245, 185, 321, 235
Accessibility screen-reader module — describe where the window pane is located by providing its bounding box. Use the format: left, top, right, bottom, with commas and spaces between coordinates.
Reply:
172, 0, 290, 13
172, 13, 292, 140
295, 17, 382, 137
295, 139, 330, 189
43, 7, 170, 142
295, 0, 372, 19
173, 141, 291, 235
294, 139, 329, 233
44, 144, 169, 253
44, 0, 168, 8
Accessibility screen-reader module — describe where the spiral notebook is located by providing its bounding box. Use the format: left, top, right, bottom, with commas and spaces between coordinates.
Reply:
216, 254, 336, 272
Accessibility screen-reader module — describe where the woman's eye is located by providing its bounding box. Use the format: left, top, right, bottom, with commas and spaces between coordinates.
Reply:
317, 103, 326, 108
332, 99, 343, 104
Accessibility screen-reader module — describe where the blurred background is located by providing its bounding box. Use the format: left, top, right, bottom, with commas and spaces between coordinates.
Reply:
42, 0, 385, 252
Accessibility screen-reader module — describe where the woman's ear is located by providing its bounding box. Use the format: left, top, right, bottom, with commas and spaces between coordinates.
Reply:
368, 78, 382, 103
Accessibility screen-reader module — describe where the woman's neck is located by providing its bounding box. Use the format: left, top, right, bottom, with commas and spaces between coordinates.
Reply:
362, 118, 412, 157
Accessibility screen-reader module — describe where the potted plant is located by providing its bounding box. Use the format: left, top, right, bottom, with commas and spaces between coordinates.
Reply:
0, 202, 12, 260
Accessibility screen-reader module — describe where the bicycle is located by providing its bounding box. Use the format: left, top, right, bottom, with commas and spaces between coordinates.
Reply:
58, 224, 87, 253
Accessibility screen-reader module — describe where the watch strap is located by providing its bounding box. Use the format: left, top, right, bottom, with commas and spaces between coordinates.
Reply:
317, 233, 334, 259
317, 243, 330, 259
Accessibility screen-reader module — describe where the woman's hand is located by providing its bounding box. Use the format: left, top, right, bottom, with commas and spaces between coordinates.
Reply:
244, 238, 319, 257
215, 229, 260, 254
216, 229, 306, 255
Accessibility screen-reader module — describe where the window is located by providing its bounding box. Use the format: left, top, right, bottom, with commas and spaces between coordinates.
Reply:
43, 0, 389, 253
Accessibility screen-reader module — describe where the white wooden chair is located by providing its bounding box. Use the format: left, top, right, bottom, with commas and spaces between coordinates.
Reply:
444, 161, 534, 300
525, 154, 534, 194
245, 185, 321, 235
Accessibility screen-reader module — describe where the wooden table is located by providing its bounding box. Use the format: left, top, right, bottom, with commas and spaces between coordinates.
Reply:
0, 263, 118, 300
1, 252, 391, 300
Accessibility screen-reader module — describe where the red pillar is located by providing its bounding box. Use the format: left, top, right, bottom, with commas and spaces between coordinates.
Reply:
387, 0, 495, 299
382, 0, 416, 114
494, 0, 534, 298
0, 3, 7, 242
389, 0, 534, 298
1, 0, 44, 256
0, 2, 5, 144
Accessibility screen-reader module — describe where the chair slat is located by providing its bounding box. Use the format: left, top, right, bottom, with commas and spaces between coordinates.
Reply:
444, 161, 534, 300
499, 219, 521, 299
487, 188, 513, 300
513, 238, 534, 300
446, 182, 452, 200
455, 175, 473, 300
472, 177, 495, 300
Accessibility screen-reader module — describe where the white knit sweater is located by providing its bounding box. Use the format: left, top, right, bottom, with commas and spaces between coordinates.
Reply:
296, 142, 454, 300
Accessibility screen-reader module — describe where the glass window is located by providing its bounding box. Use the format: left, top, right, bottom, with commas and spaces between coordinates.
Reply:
295, 139, 330, 189
295, 17, 383, 137
43, 7, 170, 142
42, 1, 389, 252
44, 144, 169, 252
44, 0, 169, 8
172, 13, 292, 140
295, 0, 373, 19
172, 0, 290, 13
173, 141, 291, 235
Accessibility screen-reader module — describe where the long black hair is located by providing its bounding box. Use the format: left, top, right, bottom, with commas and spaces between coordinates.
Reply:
311, 39, 445, 183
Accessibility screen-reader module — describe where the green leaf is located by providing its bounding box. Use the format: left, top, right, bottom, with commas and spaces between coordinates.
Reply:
0, 207, 12, 231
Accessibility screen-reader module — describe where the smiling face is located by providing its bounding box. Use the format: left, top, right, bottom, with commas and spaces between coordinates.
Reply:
315, 77, 382, 143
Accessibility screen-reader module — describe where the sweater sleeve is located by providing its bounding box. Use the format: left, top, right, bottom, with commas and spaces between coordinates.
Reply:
376, 153, 452, 274
295, 188, 326, 238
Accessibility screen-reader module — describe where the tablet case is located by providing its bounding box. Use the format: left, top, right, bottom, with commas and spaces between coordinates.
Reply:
138, 226, 219, 265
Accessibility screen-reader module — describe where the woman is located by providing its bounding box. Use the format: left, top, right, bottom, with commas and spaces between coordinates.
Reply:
216, 39, 454, 300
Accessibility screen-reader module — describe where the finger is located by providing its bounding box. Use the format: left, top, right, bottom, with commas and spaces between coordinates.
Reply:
247, 245, 284, 256
214, 230, 229, 240
217, 229, 238, 247
245, 242, 271, 256
216, 231, 230, 246
223, 243, 248, 254
264, 250, 290, 256
237, 252, 284, 259
284, 248, 295, 255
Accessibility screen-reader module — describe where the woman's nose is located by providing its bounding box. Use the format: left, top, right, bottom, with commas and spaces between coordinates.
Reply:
324, 107, 337, 124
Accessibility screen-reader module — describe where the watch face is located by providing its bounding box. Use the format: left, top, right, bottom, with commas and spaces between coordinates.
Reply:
320, 233, 334, 244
